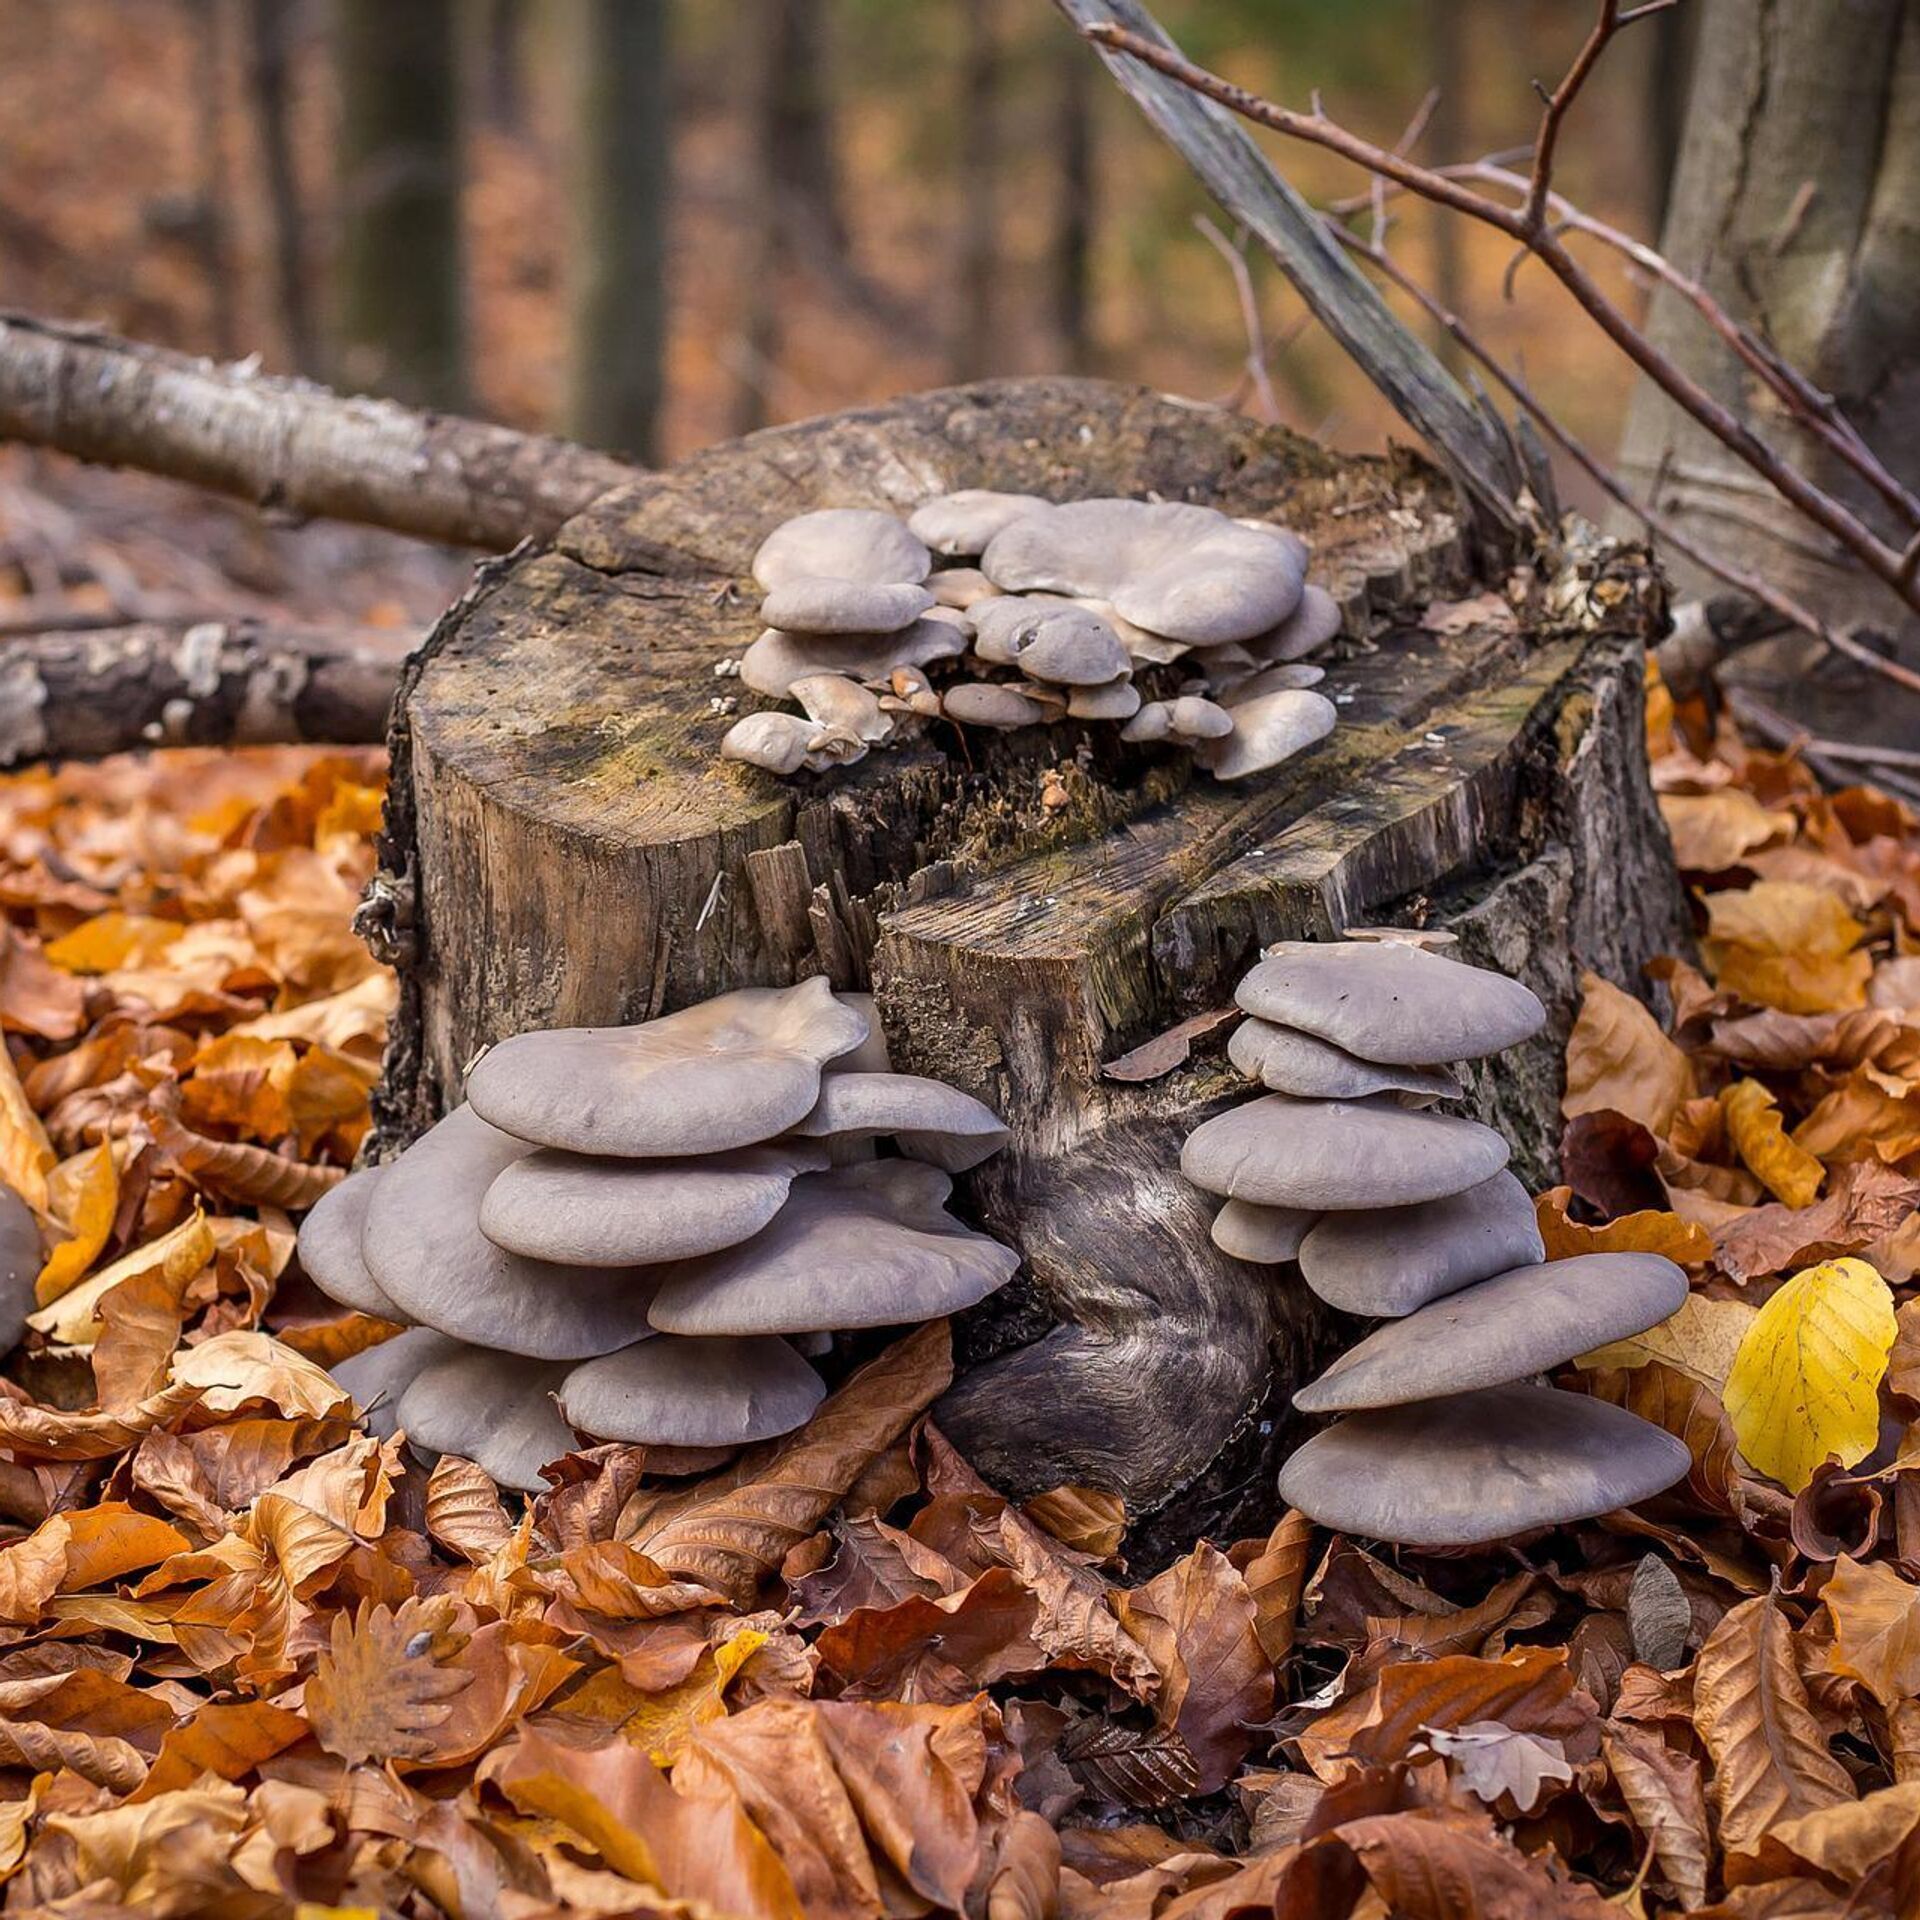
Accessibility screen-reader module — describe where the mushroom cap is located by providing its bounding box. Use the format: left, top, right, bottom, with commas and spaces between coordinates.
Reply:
942, 682, 1052, 729
1167, 696, 1235, 741
1120, 700, 1173, 743
971, 599, 1131, 686
908, 491, 1050, 554
739, 618, 968, 698
1195, 689, 1336, 782
982, 500, 1306, 643
0, 1185, 39, 1356
1210, 1198, 1318, 1265
721, 711, 815, 776
759, 579, 933, 636
789, 1070, 1010, 1172
363, 1106, 662, 1358
1296, 1170, 1546, 1317
1224, 662, 1325, 704
396, 1344, 576, 1494
1276, 1383, 1690, 1547
1248, 584, 1341, 663
466, 978, 868, 1158
927, 566, 1000, 610
1067, 679, 1143, 721
752, 509, 930, 590
1180, 1093, 1510, 1210
297, 1165, 403, 1320
1235, 940, 1547, 1066
1291, 1251, 1690, 1413
332, 1327, 463, 1439
647, 1159, 1019, 1336
1227, 1017, 1461, 1102
1070, 597, 1190, 666
558, 1334, 825, 1446
789, 674, 893, 744
479, 1140, 831, 1266
828, 992, 892, 1072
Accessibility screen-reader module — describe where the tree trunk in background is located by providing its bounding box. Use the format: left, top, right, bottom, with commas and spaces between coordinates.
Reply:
334, 0, 468, 412
186, 0, 238, 359
564, 0, 671, 463
245, 0, 318, 376
1424, 3, 1466, 375
1615, 0, 1920, 651
1642, 3, 1695, 234
482, 0, 527, 137
952, 0, 1000, 381
1053, 26, 1095, 374
770, 0, 844, 260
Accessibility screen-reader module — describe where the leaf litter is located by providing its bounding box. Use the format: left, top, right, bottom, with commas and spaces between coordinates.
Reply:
0, 673, 1910, 1912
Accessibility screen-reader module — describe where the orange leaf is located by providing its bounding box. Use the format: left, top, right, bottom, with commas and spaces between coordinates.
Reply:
1821, 1555, 1920, 1711
44, 913, 184, 975
35, 1142, 119, 1301
1722, 1078, 1824, 1207
1536, 1186, 1712, 1265
0, 1044, 54, 1213
1562, 973, 1695, 1136
1703, 882, 1872, 1014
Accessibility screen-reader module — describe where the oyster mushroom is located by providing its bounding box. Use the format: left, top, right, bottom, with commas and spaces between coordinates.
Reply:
739, 618, 968, 698
1210, 1198, 1319, 1265
790, 1070, 1010, 1172
1195, 689, 1337, 782
1227, 1018, 1461, 1102
1247, 584, 1342, 663
908, 490, 1049, 554
1222, 661, 1326, 704
0, 1185, 35, 1356
558, 1334, 825, 1446
1066, 679, 1142, 721
942, 682, 1053, 729
971, 598, 1131, 686
1167, 696, 1234, 741
721, 711, 816, 776
331, 1327, 463, 1440
1120, 700, 1173, 742
927, 566, 1001, 610
396, 1344, 577, 1494
759, 579, 933, 636
790, 673, 893, 746
752, 508, 930, 589
297, 1165, 403, 1320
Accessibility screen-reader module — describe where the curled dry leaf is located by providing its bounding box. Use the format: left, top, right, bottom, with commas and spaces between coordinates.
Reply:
1421, 1720, 1573, 1813
1602, 1720, 1711, 1910
1562, 972, 1696, 1137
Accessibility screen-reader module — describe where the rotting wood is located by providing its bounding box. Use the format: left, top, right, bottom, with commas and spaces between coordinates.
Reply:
376, 376, 1688, 1530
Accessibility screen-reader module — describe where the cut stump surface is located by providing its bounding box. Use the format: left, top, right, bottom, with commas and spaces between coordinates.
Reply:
371, 378, 1688, 1535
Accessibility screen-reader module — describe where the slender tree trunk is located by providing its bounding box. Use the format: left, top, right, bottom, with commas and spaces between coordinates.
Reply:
564, 0, 672, 462
771, 0, 844, 259
1423, 2, 1466, 374
1615, 0, 1920, 645
244, 0, 319, 376
1053, 26, 1096, 374
1643, 2, 1695, 234
188, 0, 239, 359
333, 0, 469, 411
952, 0, 1000, 381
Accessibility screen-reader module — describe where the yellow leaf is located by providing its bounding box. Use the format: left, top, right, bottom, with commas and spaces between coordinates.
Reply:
28, 1211, 215, 1342
1722, 1078, 1824, 1208
1577, 1291, 1757, 1397
623, 1628, 769, 1765
35, 1143, 120, 1303
1703, 883, 1872, 1015
43, 912, 184, 974
0, 1045, 54, 1213
1659, 790, 1792, 872
1724, 1258, 1897, 1491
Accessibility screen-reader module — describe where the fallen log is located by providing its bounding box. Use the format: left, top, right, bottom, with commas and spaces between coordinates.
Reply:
368, 377, 1689, 1545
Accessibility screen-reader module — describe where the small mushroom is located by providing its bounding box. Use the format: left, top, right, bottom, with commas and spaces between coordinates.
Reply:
789, 1070, 1010, 1172
363, 1106, 662, 1358
396, 1344, 577, 1494
927, 566, 1001, 610
721, 711, 815, 776
880, 664, 943, 718
1181, 1093, 1510, 1210
558, 1334, 825, 1446
827, 992, 892, 1072
1223, 662, 1325, 704
752, 508, 930, 589
1276, 1383, 1691, 1547
740, 618, 968, 698
1236, 940, 1546, 1066
1228, 1017, 1461, 1102
1210, 1198, 1318, 1265
908, 490, 1049, 554
1066, 679, 1142, 721
479, 1140, 831, 1266
790, 673, 893, 745
297, 1165, 403, 1320
971, 599, 1131, 686
1194, 689, 1337, 782
647, 1159, 1019, 1336
942, 682, 1052, 730
1246, 584, 1342, 663
331, 1327, 463, 1440
760, 578, 934, 636
466, 977, 869, 1158
1291, 1252, 1689, 1413
1120, 701, 1172, 742
0, 1185, 35, 1357
1295, 1170, 1544, 1316
1168, 696, 1234, 741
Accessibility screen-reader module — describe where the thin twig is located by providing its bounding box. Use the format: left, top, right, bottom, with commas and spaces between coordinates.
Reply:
1193, 216, 1281, 422
1520, 1, 1622, 232
1726, 688, 1920, 804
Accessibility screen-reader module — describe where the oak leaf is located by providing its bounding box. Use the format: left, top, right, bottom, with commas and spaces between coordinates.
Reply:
305, 1596, 474, 1764
1422, 1720, 1572, 1813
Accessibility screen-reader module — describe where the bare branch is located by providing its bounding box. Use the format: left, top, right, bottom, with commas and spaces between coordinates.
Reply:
1520, 1, 1619, 232
1193, 216, 1281, 422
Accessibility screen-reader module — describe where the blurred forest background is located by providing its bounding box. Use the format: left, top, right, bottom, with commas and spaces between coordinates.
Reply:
0, 0, 1681, 485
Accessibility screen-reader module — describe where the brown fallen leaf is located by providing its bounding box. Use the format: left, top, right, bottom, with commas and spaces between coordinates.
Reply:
1021, 1483, 1128, 1559
1562, 972, 1696, 1136
1100, 1007, 1238, 1083
1703, 881, 1873, 1014
1722, 1078, 1824, 1208
1536, 1185, 1713, 1265
305, 1595, 475, 1765
812, 1566, 1043, 1703
1821, 1554, 1920, 1711
1712, 1161, 1920, 1285
1234, 1508, 1315, 1667
1601, 1720, 1712, 1911
1660, 789, 1793, 872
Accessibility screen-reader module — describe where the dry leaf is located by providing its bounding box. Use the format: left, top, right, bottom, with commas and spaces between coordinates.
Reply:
1703, 882, 1873, 1014
1660, 789, 1792, 871
1422, 1720, 1573, 1813
1562, 973, 1695, 1135
1722, 1078, 1825, 1208
1602, 1720, 1711, 1909
1821, 1554, 1920, 1709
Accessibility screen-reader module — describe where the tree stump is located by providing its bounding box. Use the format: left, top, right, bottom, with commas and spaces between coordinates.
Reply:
369, 378, 1689, 1540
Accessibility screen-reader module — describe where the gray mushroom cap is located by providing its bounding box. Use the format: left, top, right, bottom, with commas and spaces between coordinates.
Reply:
1248, 584, 1341, 663
558, 1334, 825, 1446
466, 978, 868, 1158
1228, 1017, 1461, 1102
1224, 662, 1326, 705
970, 598, 1131, 686
1181, 1093, 1510, 1210
297, 1165, 403, 1320
789, 1071, 1010, 1172
721, 711, 816, 776
1210, 1198, 1319, 1265
908, 490, 1049, 554
828, 992, 892, 1073
1296, 1170, 1546, 1317
647, 1159, 1019, 1335
479, 1140, 832, 1267
1067, 679, 1143, 721
1120, 700, 1173, 743
1168, 696, 1234, 741
1276, 1382, 1691, 1547
363, 1106, 661, 1358
759, 579, 934, 636
789, 674, 893, 745
927, 566, 1000, 610
1236, 940, 1547, 1066
396, 1344, 577, 1494
0, 1184, 40, 1356
1291, 1251, 1690, 1413
332, 1327, 463, 1440
739, 618, 968, 698
752, 509, 930, 589
1195, 689, 1336, 782
942, 682, 1053, 729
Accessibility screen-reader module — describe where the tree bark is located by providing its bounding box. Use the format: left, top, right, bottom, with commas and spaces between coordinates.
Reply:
370, 376, 1688, 1536
334, 0, 469, 411
1615, 0, 1920, 644
0, 620, 411, 764
0, 314, 634, 550
564, 0, 672, 463
243, 0, 319, 376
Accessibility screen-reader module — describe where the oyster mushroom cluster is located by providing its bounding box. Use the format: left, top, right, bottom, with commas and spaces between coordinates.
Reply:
720, 495, 1342, 783
298, 979, 1018, 1492
1181, 935, 1692, 1547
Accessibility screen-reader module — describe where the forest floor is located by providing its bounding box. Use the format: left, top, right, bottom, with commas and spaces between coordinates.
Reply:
0, 458, 1918, 1915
